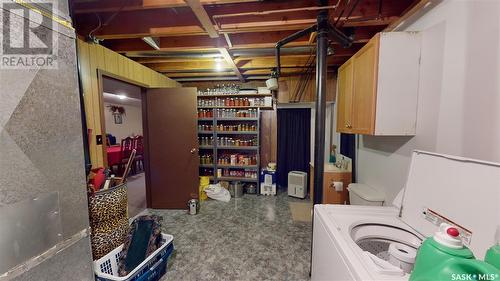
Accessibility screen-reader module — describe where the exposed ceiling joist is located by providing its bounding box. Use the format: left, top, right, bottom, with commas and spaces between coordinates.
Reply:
223, 33, 233, 48
184, 0, 219, 38
73, 0, 261, 14
91, 16, 392, 40
70, 0, 417, 81
219, 48, 245, 82
102, 27, 377, 52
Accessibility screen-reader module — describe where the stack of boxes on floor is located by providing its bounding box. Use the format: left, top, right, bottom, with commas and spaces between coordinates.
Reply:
261, 164, 277, 195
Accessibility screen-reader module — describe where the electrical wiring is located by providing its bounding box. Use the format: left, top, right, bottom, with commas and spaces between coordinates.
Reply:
340, 0, 362, 27
88, 13, 102, 42
87, 0, 133, 41
292, 46, 316, 102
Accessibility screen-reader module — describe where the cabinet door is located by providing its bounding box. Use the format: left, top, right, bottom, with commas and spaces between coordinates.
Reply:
351, 34, 379, 135
336, 58, 354, 133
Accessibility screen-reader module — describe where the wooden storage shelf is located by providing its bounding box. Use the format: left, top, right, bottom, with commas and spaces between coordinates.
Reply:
198, 93, 272, 98
217, 146, 258, 150
199, 146, 214, 149
217, 176, 258, 182
217, 164, 258, 169
198, 106, 272, 109
336, 32, 421, 136
197, 91, 263, 193
216, 117, 259, 121
216, 131, 258, 135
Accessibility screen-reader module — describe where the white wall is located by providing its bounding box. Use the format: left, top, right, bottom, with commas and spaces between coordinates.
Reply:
104, 102, 143, 143
356, 0, 500, 203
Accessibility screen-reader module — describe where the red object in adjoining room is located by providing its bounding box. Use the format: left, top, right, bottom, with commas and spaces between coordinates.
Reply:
107, 146, 122, 167
91, 167, 106, 191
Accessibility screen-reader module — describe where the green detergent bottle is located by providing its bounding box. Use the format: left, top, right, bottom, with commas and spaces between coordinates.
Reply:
410, 223, 500, 281
484, 227, 500, 270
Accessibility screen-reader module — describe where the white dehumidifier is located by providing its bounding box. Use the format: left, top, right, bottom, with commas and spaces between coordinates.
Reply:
288, 171, 307, 198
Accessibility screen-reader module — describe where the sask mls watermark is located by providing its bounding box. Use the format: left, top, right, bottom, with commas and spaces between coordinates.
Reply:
0, 0, 58, 69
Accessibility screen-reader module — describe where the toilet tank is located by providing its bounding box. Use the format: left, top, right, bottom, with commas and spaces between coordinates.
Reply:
347, 183, 385, 206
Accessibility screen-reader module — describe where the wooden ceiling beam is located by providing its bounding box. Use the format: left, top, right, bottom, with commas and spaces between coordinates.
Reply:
219, 48, 245, 82
88, 16, 392, 40
327, 0, 413, 26
103, 26, 378, 52
161, 71, 235, 77
146, 55, 345, 72
133, 47, 358, 64
184, 0, 219, 38
72, 0, 262, 14
160, 67, 337, 78
102, 36, 228, 52
211, 0, 411, 25
75, 0, 399, 41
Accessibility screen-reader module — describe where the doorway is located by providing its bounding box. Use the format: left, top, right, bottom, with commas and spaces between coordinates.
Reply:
276, 108, 312, 189
101, 76, 147, 217
97, 71, 199, 210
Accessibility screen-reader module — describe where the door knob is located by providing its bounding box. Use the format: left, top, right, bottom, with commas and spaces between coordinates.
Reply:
190, 148, 197, 154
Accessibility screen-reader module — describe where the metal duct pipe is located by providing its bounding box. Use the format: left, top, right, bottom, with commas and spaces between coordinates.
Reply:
313, 11, 329, 205
328, 23, 353, 48
275, 25, 317, 77
232, 47, 314, 57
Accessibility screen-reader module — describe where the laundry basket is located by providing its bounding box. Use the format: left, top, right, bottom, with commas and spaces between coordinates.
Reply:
94, 233, 174, 281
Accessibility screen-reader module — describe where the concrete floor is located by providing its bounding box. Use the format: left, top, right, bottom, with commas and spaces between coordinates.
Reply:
150, 191, 313, 281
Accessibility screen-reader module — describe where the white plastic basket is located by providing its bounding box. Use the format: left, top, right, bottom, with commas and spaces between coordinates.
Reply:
93, 233, 174, 281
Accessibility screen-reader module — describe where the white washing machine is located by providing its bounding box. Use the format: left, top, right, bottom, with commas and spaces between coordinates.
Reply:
311, 150, 500, 281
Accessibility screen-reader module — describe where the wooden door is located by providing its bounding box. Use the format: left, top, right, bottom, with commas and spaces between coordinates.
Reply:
144, 87, 199, 209
336, 58, 354, 133
351, 34, 379, 135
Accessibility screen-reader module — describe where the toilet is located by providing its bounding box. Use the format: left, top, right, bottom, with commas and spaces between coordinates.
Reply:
347, 183, 385, 206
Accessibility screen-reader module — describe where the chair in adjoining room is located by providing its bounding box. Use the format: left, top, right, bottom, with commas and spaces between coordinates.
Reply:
133, 136, 144, 172
119, 137, 135, 176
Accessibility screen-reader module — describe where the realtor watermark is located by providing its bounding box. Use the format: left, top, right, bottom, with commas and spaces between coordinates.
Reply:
451, 273, 499, 281
0, 0, 58, 69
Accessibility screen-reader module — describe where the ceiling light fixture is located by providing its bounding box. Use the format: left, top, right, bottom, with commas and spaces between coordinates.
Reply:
118, 95, 127, 100
215, 62, 223, 71
214, 57, 223, 71
142, 36, 160, 50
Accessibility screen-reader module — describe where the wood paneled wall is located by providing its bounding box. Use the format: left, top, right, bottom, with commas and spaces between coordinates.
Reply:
277, 74, 337, 103
77, 39, 181, 168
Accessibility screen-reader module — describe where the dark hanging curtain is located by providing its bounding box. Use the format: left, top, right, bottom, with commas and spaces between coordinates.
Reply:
340, 133, 356, 181
277, 108, 311, 187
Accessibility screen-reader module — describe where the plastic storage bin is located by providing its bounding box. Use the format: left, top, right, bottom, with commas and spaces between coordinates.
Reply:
94, 233, 174, 281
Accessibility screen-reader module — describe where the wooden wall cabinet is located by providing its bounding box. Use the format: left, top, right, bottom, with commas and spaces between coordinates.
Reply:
336, 32, 421, 135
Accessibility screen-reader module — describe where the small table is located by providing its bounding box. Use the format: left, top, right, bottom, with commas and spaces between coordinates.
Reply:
107, 146, 122, 167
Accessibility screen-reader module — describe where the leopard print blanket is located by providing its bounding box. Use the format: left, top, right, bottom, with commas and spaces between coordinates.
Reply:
88, 183, 129, 260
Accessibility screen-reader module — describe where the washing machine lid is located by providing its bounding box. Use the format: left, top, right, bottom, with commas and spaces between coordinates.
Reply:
401, 150, 500, 258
